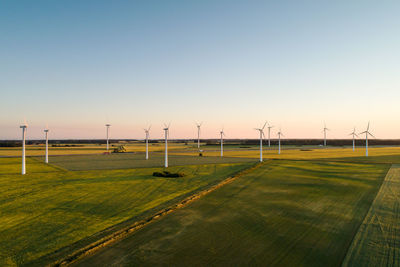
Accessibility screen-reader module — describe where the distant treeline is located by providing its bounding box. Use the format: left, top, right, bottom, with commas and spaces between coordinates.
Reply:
2, 139, 400, 147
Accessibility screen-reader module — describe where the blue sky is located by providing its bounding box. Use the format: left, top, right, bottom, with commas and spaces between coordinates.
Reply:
1, 1, 399, 139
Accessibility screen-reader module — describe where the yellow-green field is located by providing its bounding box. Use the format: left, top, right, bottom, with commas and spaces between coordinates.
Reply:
74, 160, 389, 267
0, 143, 190, 157
1, 144, 399, 266
0, 157, 253, 266
171, 146, 400, 162
343, 164, 400, 266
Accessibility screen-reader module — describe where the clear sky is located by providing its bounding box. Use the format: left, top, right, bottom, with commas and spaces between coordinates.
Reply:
1, 0, 399, 140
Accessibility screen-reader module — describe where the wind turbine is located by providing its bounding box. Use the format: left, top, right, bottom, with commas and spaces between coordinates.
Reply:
359, 122, 375, 157
277, 128, 284, 155
195, 122, 202, 150
105, 124, 111, 152
44, 125, 49, 163
323, 123, 329, 147
254, 122, 267, 162
349, 127, 358, 152
144, 126, 151, 160
267, 122, 274, 147
20, 121, 28, 175
220, 128, 225, 157
163, 123, 170, 168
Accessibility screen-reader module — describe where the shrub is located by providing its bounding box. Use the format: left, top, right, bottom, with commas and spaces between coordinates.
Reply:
152, 171, 185, 178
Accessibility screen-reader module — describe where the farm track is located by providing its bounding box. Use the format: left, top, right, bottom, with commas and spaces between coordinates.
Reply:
50, 162, 261, 267
342, 164, 400, 267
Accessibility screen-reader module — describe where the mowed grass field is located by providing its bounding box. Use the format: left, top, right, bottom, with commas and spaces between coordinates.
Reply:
47, 153, 256, 171
343, 164, 400, 266
171, 146, 400, 163
0, 142, 190, 157
1, 145, 399, 267
0, 156, 254, 266
74, 160, 389, 267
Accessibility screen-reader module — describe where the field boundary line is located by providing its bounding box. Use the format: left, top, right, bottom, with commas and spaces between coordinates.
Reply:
49, 162, 263, 267
342, 164, 398, 266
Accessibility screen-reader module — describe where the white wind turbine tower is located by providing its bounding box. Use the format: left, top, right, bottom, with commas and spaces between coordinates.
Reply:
267, 122, 274, 147
323, 123, 330, 147
359, 122, 375, 157
277, 128, 284, 155
144, 126, 151, 160
349, 127, 358, 152
105, 124, 111, 152
20, 121, 28, 175
220, 128, 225, 157
163, 123, 170, 168
44, 125, 49, 163
254, 122, 267, 162
195, 122, 202, 150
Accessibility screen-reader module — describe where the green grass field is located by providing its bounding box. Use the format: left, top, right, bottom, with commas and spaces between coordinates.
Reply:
171, 146, 400, 162
0, 157, 253, 266
74, 160, 389, 267
47, 153, 256, 171
0, 143, 190, 157
343, 164, 400, 267
1, 145, 399, 267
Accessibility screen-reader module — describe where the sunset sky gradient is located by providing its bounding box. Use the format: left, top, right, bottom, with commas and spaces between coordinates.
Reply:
1, 1, 400, 139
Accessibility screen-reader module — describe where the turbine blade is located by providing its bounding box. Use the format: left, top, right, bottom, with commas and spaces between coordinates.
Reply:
262, 121, 267, 130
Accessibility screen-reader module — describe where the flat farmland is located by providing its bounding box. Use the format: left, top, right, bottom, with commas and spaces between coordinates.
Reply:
47, 153, 256, 171
343, 164, 400, 266
0, 157, 62, 174
0, 158, 253, 266
75, 160, 388, 267
0, 143, 190, 157
171, 146, 400, 163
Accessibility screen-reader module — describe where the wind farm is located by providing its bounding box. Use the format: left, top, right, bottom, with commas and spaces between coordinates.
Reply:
1, 1, 400, 267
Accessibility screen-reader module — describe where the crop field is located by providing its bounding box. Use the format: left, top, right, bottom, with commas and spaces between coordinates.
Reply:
0, 143, 190, 157
171, 146, 400, 163
46, 153, 256, 171
74, 160, 389, 267
1, 145, 399, 267
0, 157, 62, 174
343, 164, 400, 266
0, 157, 253, 266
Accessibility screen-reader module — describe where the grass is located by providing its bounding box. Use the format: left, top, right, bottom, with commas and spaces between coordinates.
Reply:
0, 158, 253, 266
46, 153, 256, 171
74, 160, 389, 267
0, 157, 62, 174
2, 146, 399, 266
171, 146, 400, 162
0, 143, 190, 157
342, 164, 400, 267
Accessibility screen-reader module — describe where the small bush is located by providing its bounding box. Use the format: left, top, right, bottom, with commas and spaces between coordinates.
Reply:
153, 171, 185, 178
